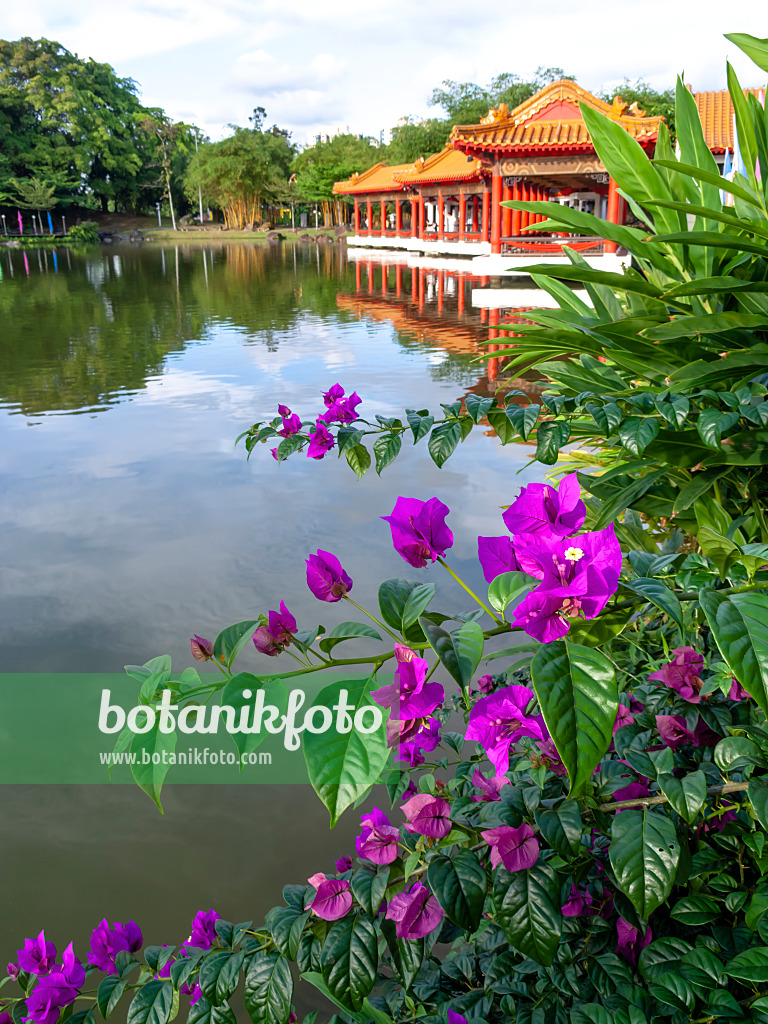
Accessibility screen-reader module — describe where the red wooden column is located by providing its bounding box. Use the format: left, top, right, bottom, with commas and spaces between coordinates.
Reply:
605, 176, 620, 253
396, 263, 402, 296
482, 187, 490, 243
382, 265, 387, 292
490, 168, 502, 254
380, 199, 386, 236
353, 199, 360, 234
501, 182, 512, 240
437, 270, 444, 311
458, 192, 466, 241
418, 269, 425, 309
511, 181, 521, 237
471, 195, 479, 233
366, 198, 372, 236
395, 199, 402, 235
355, 261, 361, 291
520, 182, 530, 231
411, 266, 418, 301
437, 191, 445, 239
411, 196, 419, 238
488, 309, 500, 381
458, 276, 465, 315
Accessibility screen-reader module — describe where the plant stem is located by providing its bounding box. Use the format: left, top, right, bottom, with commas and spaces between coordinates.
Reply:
596, 780, 748, 812
437, 558, 502, 624
343, 596, 402, 642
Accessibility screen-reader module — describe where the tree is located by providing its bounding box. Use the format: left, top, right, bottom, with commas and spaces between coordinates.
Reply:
185, 129, 274, 229
383, 117, 452, 163
429, 66, 572, 124
599, 78, 676, 135
292, 134, 380, 225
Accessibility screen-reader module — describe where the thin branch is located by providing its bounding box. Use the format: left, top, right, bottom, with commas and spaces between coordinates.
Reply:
597, 781, 749, 812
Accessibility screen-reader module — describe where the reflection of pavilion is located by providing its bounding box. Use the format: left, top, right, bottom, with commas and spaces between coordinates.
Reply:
337, 255, 543, 400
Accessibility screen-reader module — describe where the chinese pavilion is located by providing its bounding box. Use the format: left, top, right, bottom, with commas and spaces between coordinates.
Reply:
333, 79, 755, 269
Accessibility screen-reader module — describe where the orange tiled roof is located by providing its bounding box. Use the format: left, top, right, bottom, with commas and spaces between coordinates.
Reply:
450, 79, 663, 155
333, 162, 413, 195
692, 88, 764, 151
392, 146, 488, 185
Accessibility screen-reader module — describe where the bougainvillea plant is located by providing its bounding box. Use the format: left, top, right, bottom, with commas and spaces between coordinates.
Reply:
6, 27, 768, 1024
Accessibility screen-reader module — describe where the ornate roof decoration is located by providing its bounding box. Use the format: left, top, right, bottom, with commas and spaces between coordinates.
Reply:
332, 162, 413, 195
393, 147, 488, 186
449, 79, 664, 156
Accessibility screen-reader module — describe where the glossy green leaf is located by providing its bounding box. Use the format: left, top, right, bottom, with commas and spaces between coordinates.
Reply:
726, 946, 768, 982
214, 621, 260, 669
428, 422, 462, 467
673, 469, 728, 513
492, 863, 562, 966
302, 676, 389, 825
749, 777, 768, 832
535, 420, 571, 464
609, 809, 680, 917
373, 433, 401, 475
464, 394, 494, 423
649, 972, 695, 1012
198, 951, 244, 1005
221, 674, 288, 765
406, 409, 434, 443
533, 800, 583, 859
670, 895, 721, 925
350, 865, 390, 918
487, 571, 537, 616
345, 444, 371, 479
319, 914, 378, 1011
427, 851, 487, 932
726, 32, 768, 72
420, 618, 484, 692
243, 953, 293, 1024
618, 417, 660, 456
98, 977, 128, 1020
130, 722, 176, 813
265, 906, 311, 961
656, 770, 707, 823
317, 621, 383, 654
699, 589, 768, 716
566, 608, 628, 647
401, 583, 436, 629
126, 981, 173, 1024
697, 409, 740, 450
622, 577, 684, 630
530, 641, 617, 797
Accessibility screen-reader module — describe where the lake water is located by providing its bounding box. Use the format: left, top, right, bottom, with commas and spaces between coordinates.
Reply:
0, 239, 539, 1007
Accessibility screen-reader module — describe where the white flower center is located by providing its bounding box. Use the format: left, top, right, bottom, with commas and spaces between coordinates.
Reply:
564, 546, 584, 563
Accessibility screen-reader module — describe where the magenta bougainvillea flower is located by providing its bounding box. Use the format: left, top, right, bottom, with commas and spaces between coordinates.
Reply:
22, 945, 85, 1024
477, 535, 532, 583
481, 824, 539, 871
190, 635, 214, 662
448, 1012, 468, 1024
306, 550, 353, 602
310, 879, 353, 921
401, 794, 452, 839
465, 686, 544, 776
613, 703, 635, 734
371, 646, 444, 722
334, 856, 353, 873
381, 497, 453, 568
470, 768, 509, 803
88, 921, 142, 974
616, 918, 652, 965
185, 909, 220, 951
396, 718, 441, 767
502, 472, 586, 540
355, 808, 400, 865
535, 735, 567, 777
253, 602, 298, 657
277, 406, 302, 437
561, 884, 594, 918
385, 881, 444, 940
322, 384, 345, 407
16, 932, 57, 976
512, 525, 622, 643
476, 674, 495, 694
306, 419, 335, 459
321, 392, 362, 424
656, 715, 698, 750
648, 646, 704, 703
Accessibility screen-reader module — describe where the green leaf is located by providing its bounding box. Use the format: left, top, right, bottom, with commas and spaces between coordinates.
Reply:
406, 409, 434, 443
618, 417, 660, 456
373, 433, 402, 475
126, 981, 173, 1024
697, 527, 740, 579
670, 895, 722, 926
492, 863, 562, 966
649, 973, 695, 1013
378, 578, 427, 644
130, 723, 176, 813
673, 469, 729, 514
464, 394, 494, 423
726, 947, 768, 983
533, 800, 583, 859
487, 571, 537, 616
221, 674, 288, 765
265, 906, 311, 961
638, 937, 693, 980
419, 618, 484, 692
198, 951, 244, 1005
749, 777, 768, 832
530, 641, 617, 797
428, 422, 462, 467
302, 676, 389, 826
275, 435, 302, 462
590, 468, 667, 531
318, 621, 383, 654
506, 403, 541, 441
98, 977, 128, 1020
345, 444, 371, 479
726, 32, 768, 73
566, 608, 628, 647
243, 953, 293, 1024
350, 865, 390, 918
336, 426, 363, 454
214, 621, 260, 669
699, 590, 768, 716
535, 420, 571, 464
401, 584, 435, 630
320, 914, 378, 1011
585, 401, 623, 436
609, 809, 680, 917
621, 577, 684, 630
697, 409, 740, 450
714, 736, 766, 772
657, 771, 707, 823
427, 851, 487, 932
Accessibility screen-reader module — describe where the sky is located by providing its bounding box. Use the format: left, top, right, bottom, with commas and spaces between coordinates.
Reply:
2, 0, 768, 145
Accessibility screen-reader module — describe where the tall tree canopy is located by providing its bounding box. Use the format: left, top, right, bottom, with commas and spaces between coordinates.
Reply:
428, 67, 571, 124
599, 78, 676, 134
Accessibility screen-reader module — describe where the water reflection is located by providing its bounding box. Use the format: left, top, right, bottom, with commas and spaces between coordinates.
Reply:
0, 240, 546, 987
